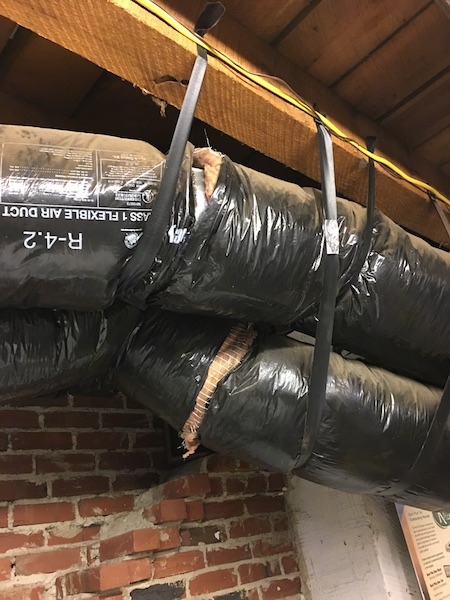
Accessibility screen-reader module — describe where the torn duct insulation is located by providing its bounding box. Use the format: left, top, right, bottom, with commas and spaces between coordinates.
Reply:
116, 309, 448, 512
1, 304, 448, 511
154, 150, 450, 387
0, 126, 448, 388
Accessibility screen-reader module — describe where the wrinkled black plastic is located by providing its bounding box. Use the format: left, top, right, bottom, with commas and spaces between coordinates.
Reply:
0, 124, 185, 309
2, 126, 448, 386
116, 309, 448, 511
154, 157, 450, 386
0, 303, 139, 401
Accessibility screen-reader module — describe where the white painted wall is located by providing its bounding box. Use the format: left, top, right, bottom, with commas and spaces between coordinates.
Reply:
286, 477, 422, 600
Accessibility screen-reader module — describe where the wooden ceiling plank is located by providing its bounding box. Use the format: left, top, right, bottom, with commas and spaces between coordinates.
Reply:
276, 0, 429, 87
0, 90, 71, 128
334, 3, 450, 120
0, 33, 103, 116
219, 0, 311, 44
0, 0, 448, 246
415, 125, 450, 166
381, 69, 450, 150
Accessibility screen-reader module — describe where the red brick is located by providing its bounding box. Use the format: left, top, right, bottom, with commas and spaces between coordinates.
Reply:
245, 495, 285, 515
64, 558, 152, 594
229, 516, 271, 539
0, 410, 39, 428
239, 562, 268, 584
36, 452, 96, 474
0, 506, 8, 528
181, 525, 224, 546
99, 451, 151, 470
48, 524, 100, 546
13, 501, 75, 526
248, 589, 261, 600
207, 455, 241, 472
204, 500, 244, 521
102, 412, 149, 428
76, 432, 128, 449
0, 433, 7, 450
189, 568, 238, 596
112, 472, 159, 492
52, 476, 109, 497
163, 474, 211, 499
267, 473, 286, 491
208, 476, 224, 497
133, 431, 164, 448
206, 544, 251, 566
79, 495, 134, 517
0, 531, 44, 554
44, 411, 99, 429
0, 480, 47, 502
259, 577, 302, 599
159, 526, 181, 550
226, 478, 246, 494
72, 395, 123, 408
10, 431, 72, 450
185, 500, 204, 521
99, 528, 160, 561
227, 476, 267, 495
281, 555, 299, 575
0, 556, 11, 581
15, 547, 81, 575
154, 550, 204, 578
0, 585, 46, 600
0, 454, 33, 474
148, 499, 187, 523
252, 538, 294, 558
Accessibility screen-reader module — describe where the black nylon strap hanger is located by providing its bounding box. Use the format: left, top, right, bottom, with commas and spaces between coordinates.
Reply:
297, 120, 340, 468
118, 2, 225, 294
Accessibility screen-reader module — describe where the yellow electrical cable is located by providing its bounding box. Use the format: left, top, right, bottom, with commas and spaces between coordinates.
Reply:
132, 0, 450, 208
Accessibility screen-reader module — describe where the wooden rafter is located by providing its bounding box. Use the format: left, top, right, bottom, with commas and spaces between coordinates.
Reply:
0, 0, 449, 246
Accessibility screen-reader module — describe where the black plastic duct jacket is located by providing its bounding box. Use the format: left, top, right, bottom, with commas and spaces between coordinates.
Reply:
0, 125, 192, 310
0, 303, 139, 401
1, 126, 448, 387
1, 304, 447, 511
116, 309, 448, 512
153, 151, 450, 387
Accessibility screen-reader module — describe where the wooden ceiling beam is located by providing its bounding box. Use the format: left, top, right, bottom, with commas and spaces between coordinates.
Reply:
0, 0, 449, 246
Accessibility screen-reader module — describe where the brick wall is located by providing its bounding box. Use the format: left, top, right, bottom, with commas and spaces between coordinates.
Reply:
0, 394, 302, 600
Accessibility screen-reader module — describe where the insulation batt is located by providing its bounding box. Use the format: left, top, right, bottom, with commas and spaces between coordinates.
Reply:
116, 309, 448, 512
0, 125, 448, 387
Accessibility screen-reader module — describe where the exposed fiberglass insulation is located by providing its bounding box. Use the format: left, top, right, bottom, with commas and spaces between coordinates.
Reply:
1, 306, 447, 511
1, 126, 448, 387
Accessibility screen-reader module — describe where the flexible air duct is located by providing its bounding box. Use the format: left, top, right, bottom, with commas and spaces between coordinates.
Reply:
0, 126, 448, 386
116, 309, 448, 512
0, 303, 138, 401
2, 304, 447, 510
